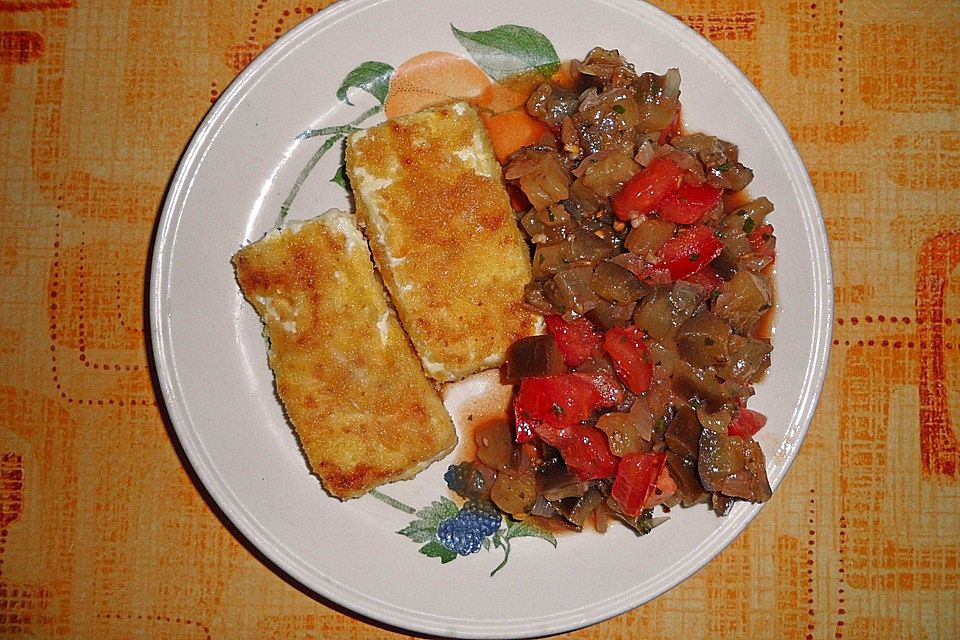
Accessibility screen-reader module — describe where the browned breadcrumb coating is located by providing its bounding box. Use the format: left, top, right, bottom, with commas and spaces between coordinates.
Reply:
232, 210, 456, 499
346, 102, 542, 382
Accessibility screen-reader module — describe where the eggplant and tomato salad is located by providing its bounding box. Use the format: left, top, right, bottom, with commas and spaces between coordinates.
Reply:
447, 48, 777, 535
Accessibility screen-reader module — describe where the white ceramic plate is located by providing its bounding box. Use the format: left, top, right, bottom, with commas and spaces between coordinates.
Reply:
150, 0, 832, 637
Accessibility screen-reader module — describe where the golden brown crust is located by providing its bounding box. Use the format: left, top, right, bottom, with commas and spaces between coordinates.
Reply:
232, 211, 456, 499
346, 102, 542, 382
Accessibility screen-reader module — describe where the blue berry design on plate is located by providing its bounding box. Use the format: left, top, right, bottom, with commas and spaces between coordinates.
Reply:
435, 499, 503, 556
437, 514, 485, 556
377, 463, 557, 577
461, 500, 503, 537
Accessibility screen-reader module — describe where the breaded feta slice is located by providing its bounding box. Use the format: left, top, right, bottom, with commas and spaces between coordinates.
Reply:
232, 209, 457, 499
346, 102, 542, 382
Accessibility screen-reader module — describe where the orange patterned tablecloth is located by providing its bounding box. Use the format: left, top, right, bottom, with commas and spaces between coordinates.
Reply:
1, 0, 958, 638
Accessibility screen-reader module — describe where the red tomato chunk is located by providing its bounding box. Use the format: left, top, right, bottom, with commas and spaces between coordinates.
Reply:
611, 157, 684, 221
612, 452, 667, 517
748, 223, 776, 259
655, 224, 723, 281
602, 325, 653, 395
682, 264, 724, 290
545, 314, 603, 367
536, 423, 619, 480
728, 406, 768, 438
574, 369, 625, 409
657, 182, 723, 224
512, 374, 604, 443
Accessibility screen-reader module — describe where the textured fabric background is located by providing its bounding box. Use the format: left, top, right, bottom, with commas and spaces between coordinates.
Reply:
0, 0, 957, 638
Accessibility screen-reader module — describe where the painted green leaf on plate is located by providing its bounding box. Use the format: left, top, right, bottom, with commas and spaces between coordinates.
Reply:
397, 497, 459, 544
503, 518, 558, 547
451, 24, 559, 81
419, 539, 458, 564
331, 164, 349, 189
336, 60, 394, 105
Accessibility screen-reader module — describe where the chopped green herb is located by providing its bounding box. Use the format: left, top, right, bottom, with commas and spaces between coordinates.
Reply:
716, 163, 731, 172
654, 416, 668, 433
612, 104, 626, 114
704, 337, 715, 346
689, 253, 700, 261
742, 217, 756, 233
551, 403, 565, 417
